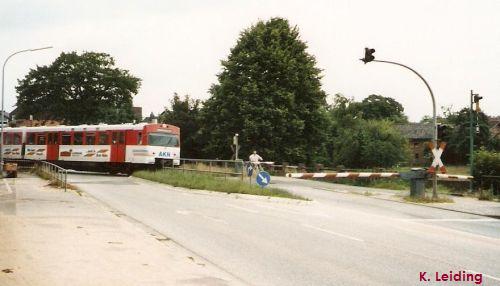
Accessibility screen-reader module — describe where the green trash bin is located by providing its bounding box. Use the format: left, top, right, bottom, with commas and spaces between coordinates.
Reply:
401, 168, 429, 198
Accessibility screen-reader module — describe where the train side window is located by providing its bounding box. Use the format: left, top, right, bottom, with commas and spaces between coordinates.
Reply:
5, 133, 12, 145
37, 133, 46, 145
48, 133, 53, 144
50, 133, 59, 144
98, 133, 109, 145
62, 133, 71, 145
73, 132, 83, 145
119, 132, 125, 144
27, 133, 36, 145
86, 133, 96, 145
13, 133, 21, 145
112, 131, 125, 144
137, 132, 142, 145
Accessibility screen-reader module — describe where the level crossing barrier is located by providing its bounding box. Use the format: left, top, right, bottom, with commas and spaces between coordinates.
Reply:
286, 172, 473, 181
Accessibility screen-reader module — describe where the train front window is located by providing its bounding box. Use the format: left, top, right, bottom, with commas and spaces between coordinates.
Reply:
148, 133, 179, 147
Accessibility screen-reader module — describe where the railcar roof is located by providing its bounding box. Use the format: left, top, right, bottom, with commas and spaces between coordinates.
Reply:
1, 123, 169, 132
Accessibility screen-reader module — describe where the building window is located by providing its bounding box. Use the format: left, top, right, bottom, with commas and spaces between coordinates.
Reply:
415, 153, 419, 159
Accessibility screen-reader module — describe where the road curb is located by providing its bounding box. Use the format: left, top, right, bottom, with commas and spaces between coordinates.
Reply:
319, 187, 500, 220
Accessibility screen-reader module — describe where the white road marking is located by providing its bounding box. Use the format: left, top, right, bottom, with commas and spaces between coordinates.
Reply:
2, 179, 12, 194
302, 224, 364, 242
254, 204, 303, 215
466, 270, 500, 282
226, 204, 260, 214
399, 218, 498, 222
176, 209, 228, 224
198, 214, 228, 225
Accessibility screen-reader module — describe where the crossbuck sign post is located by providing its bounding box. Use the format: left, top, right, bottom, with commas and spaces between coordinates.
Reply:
428, 142, 447, 174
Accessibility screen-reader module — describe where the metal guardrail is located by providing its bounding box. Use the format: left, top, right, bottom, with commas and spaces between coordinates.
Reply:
35, 161, 68, 191
481, 175, 500, 196
164, 158, 245, 180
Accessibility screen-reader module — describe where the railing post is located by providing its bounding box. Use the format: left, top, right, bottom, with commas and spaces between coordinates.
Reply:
224, 161, 227, 180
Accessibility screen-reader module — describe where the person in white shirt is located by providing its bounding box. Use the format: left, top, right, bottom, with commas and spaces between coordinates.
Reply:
249, 151, 263, 171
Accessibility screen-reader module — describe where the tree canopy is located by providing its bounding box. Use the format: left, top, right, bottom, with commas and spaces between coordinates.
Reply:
357, 94, 408, 123
15, 51, 141, 125
159, 93, 203, 158
200, 17, 329, 163
440, 108, 494, 164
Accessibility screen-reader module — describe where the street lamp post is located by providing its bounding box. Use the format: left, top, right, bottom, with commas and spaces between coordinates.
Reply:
1, 46, 52, 172
361, 48, 439, 198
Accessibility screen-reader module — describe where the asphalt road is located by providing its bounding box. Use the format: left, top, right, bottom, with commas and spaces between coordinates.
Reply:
67, 173, 500, 286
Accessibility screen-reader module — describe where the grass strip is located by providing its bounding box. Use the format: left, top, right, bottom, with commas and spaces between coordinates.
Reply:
134, 169, 307, 200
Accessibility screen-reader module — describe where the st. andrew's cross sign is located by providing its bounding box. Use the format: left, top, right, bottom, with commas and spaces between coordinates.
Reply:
428, 142, 447, 174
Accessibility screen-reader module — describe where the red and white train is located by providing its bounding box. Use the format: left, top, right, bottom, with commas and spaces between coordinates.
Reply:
1, 123, 180, 174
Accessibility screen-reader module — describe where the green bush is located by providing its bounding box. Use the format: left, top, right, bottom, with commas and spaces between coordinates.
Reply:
473, 149, 500, 192
331, 120, 410, 168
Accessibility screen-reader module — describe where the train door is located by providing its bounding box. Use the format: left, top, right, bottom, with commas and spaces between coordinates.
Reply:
46, 132, 59, 161
110, 131, 126, 162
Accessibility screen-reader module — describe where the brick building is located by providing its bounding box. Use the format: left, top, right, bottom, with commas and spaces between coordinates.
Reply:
397, 123, 434, 166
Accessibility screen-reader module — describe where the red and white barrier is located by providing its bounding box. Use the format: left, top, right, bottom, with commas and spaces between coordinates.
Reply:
436, 174, 473, 181
286, 172, 400, 179
286, 172, 473, 181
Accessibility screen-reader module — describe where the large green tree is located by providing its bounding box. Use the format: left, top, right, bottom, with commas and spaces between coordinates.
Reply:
159, 93, 204, 158
200, 18, 329, 163
15, 51, 141, 124
357, 94, 408, 123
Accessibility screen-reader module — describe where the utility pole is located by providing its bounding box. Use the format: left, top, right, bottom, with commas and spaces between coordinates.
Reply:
233, 133, 239, 160
360, 48, 439, 198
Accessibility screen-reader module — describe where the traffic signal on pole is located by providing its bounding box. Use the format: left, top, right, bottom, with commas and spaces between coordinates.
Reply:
473, 94, 483, 111
361, 48, 375, 64
437, 124, 445, 139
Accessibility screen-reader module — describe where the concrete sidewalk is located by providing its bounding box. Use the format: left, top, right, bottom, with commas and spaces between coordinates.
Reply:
0, 174, 242, 286
273, 176, 500, 218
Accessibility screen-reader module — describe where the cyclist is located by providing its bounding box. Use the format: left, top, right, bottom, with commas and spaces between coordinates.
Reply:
249, 150, 263, 172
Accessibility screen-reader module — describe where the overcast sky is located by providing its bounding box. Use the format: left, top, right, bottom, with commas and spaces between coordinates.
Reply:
1, 0, 499, 121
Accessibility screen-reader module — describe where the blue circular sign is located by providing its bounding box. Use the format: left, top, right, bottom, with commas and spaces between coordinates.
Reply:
256, 171, 271, 187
